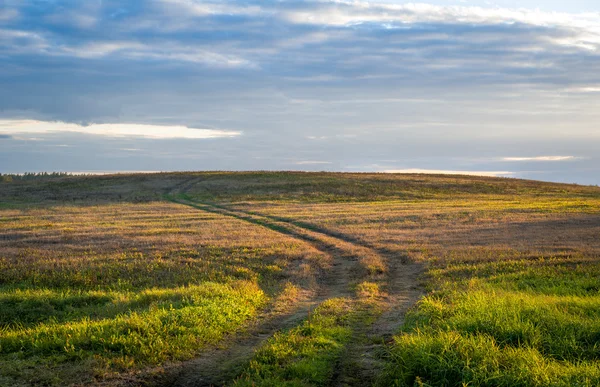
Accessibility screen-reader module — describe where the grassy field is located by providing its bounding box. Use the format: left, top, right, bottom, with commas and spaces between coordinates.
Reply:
1, 172, 599, 386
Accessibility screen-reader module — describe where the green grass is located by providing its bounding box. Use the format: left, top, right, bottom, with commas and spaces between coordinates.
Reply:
0, 282, 267, 386
1, 282, 265, 363
0, 281, 268, 385
380, 254, 600, 386
384, 331, 600, 387
0, 200, 322, 386
1, 172, 599, 386
234, 298, 379, 387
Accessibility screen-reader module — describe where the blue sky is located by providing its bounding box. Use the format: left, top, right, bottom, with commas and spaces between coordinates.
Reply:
1, 0, 599, 184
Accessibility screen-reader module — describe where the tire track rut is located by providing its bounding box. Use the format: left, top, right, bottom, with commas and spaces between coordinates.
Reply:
128, 178, 422, 386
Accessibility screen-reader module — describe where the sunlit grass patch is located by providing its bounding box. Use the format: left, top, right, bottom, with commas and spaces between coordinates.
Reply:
382, 330, 600, 387
427, 251, 600, 296
0, 282, 268, 329
0, 281, 266, 383
381, 254, 600, 386
356, 281, 380, 299
234, 298, 379, 386
408, 290, 600, 360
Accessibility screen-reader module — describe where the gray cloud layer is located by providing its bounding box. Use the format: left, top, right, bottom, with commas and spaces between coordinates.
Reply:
0, 1, 599, 183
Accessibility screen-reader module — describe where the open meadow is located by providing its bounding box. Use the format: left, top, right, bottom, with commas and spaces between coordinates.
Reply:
1, 172, 599, 386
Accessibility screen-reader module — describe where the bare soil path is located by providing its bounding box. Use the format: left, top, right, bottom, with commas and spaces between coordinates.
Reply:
126, 179, 423, 387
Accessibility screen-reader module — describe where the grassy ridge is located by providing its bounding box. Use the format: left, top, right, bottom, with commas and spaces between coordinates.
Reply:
3, 171, 598, 206
180, 172, 600, 203
1, 172, 599, 386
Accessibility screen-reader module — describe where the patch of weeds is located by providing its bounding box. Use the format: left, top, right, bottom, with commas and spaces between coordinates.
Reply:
233, 298, 368, 386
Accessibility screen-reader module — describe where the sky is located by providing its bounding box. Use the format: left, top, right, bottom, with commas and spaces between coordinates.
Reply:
0, 1, 599, 185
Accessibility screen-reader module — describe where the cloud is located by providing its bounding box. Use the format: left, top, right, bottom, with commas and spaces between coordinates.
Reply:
57, 41, 257, 68
0, 1, 599, 184
502, 156, 578, 162
157, 0, 265, 18
283, 2, 600, 29
0, 0, 598, 97
0, 134, 11, 139
0, 120, 241, 140
565, 86, 600, 93
383, 169, 515, 177
0, 28, 48, 53
295, 161, 332, 165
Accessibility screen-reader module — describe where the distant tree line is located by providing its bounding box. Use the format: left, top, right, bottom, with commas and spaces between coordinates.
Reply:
0, 172, 84, 182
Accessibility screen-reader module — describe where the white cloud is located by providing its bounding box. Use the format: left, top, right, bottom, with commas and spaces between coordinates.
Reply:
0, 120, 241, 139
135, 49, 257, 68
281, 1, 600, 51
158, 0, 265, 17
565, 86, 600, 93
3, 0, 599, 74
502, 156, 577, 161
383, 168, 514, 177
286, 1, 599, 28
57, 41, 257, 68
60, 41, 147, 58
0, 29, 48, 52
